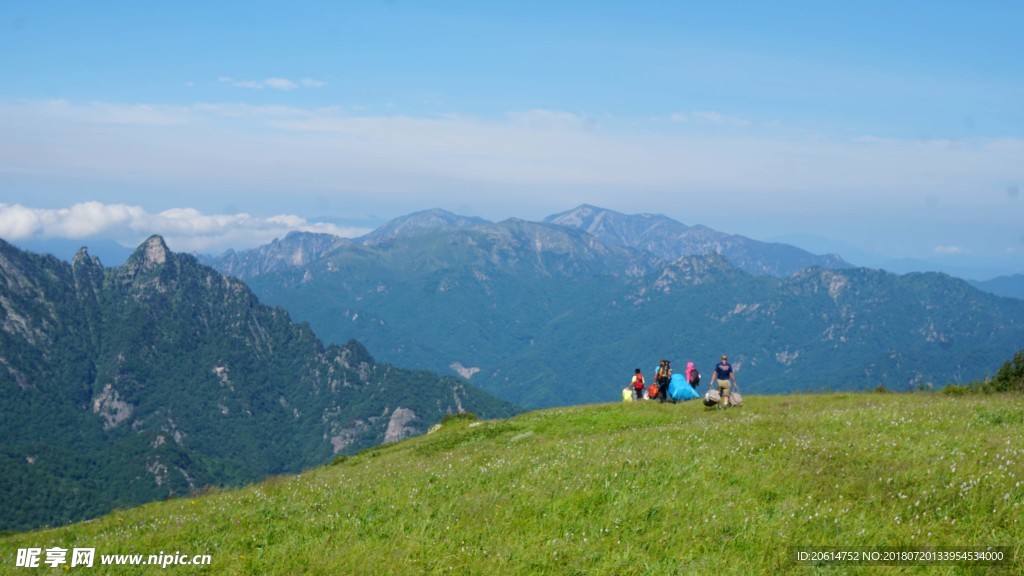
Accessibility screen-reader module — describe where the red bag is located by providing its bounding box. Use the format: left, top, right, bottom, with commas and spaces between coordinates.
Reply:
648, 384, 659, 399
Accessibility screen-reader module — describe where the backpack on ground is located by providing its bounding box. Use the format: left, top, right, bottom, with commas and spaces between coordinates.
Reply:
729, 384, 743, 406
703, 388, 721, 407
622, 387, 634, 403
688, 368, 701, 388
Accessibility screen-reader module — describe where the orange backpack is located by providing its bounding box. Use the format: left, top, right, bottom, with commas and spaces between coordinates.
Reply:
648, 383, 660, 399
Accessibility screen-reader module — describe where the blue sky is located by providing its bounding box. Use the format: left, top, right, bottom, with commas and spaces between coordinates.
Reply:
1, 1, 1022, 278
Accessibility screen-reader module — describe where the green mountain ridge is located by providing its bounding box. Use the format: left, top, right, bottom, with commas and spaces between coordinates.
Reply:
0, 236, 518, 532
2, 392, 1021, 574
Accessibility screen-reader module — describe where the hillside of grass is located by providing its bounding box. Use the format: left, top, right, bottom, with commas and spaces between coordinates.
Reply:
2, 392, 1021, 575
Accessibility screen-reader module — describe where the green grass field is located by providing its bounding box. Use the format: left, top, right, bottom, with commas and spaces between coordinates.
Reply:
2, 392, 1021, 575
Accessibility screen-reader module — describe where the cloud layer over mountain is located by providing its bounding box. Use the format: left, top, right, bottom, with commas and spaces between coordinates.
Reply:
0, 201, 370, 254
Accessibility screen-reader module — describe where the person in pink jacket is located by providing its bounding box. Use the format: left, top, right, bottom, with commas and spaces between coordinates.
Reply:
684, 361, 700, 388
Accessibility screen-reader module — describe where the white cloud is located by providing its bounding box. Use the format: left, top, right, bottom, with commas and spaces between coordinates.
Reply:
218, 76, 325, 90
191, 102, 314, 119
934, 245, 971, 255
505, 109, 593, 131
15, 99, 194, 126
668, 110, 752, 128
0, 204, 42, 239
263, 77, 297, 91
47, 202, 146, 237
0, 202, 371, 254
690, 110, 752, 128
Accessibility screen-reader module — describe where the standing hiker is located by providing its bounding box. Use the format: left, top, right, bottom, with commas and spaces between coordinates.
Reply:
655, 360, 672, 403
631, 368, 645, 400
685, 361, 700, 388
713, 355, 737, 409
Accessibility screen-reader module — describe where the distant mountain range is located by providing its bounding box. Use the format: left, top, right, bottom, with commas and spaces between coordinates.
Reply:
969, 274, 1024, 300
209, 205, 853, 281
545, 204, 852, 277
200, 205, 1024, 408
0, 236, 517, 531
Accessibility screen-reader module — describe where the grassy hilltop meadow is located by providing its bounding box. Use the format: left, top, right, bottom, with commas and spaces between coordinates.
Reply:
2, 391, 1021, 575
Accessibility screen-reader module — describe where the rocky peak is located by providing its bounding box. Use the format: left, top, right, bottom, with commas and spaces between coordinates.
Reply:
71, 246, 104, 295
115, 235, 176, 290
359, 208, 491, 246
545, 205, 691, 259
543, 204, 604, 228
546, 204, 684, 235
200, 232, 347, 280
123, 235, 170, 272
72, 247, 102, 270
141, 235, 169, 266
547, 205, 851, 278
653, 253, 741, 292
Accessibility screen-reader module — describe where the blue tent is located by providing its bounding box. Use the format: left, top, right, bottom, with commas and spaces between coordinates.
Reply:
668, 372, 699, 401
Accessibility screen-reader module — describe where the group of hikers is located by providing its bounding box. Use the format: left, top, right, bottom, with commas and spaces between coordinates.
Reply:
624, 355, 739, 409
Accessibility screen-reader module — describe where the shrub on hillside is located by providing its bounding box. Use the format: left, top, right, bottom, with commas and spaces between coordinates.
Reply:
988, 349, 1024, 392
941, 383, 972, 396
440, 412, 478, 425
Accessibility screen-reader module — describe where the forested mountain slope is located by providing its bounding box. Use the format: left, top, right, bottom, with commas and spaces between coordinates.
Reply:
0, 237, 517, 531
